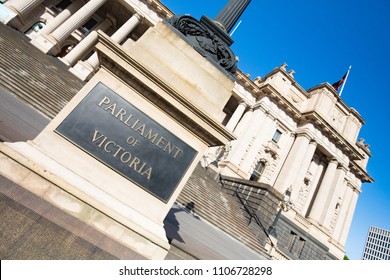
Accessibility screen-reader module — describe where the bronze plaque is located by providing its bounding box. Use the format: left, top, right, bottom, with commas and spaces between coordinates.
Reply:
55, 82, 197, 202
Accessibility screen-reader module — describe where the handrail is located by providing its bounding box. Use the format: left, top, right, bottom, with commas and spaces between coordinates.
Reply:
234, 190, 275, 247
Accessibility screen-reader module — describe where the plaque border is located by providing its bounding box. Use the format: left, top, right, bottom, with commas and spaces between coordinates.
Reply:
54, 82, 198, 203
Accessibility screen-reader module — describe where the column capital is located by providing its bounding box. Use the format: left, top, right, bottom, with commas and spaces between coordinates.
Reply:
131, 9, 145, 23
346, 181, 361, 193
294, 132, 314, 142
337, 164, 349, 173
308, 139, 317, 146
133, 12, 144, 23
246, 106, 254, 112
238, 99, 248, 107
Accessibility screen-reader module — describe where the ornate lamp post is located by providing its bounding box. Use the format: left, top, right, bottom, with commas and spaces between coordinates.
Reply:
166, 0, 252, 77
268, 186, 292, 237
214, 0, 252, 33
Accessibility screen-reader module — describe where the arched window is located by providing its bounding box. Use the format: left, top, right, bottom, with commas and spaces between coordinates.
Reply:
249, 160, 266, 181
25, 21, 46, 37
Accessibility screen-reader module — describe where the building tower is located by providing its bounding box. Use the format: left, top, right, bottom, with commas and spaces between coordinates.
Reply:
362, 226, 390, 260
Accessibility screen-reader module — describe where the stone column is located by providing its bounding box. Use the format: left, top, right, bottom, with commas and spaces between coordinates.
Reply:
110, 13, 141, 43
222, 107, 260, 176
232, 107, 253, 136
204, 101, 247, 168
226, 101, 247, 132
60, 18, 112, 66
226, 107, 265, 165
32, 0, 107, 55
290, 140, 317, 204
70, 13, 142, 81
332, 182, 359, 243
5, 0, 43, 18
338, 188, 359, 244
322, 165, 348, 229
4, 0, 44, 27
300, 156, 325, 216
308, 158, 338, 224
34, 0, 84, 37
332, 184, 352, 240
87, 13, 141, 68
274, 133, 312, 194
240, 111, 275, 175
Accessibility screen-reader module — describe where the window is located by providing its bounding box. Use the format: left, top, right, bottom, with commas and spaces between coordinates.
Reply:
30, 22, 45, 32
287, 231, 306, 257
272, 129, 282, 143
249, 160, 265, 181
56, 0, 71, 11
80, 18, 98, 34
25, 22, 46, 37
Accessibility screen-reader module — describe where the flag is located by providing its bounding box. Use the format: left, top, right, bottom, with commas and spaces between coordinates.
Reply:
332, 72, 348, 91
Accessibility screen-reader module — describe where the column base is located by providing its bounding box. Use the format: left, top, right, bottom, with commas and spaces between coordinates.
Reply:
69, 60, 96, 81
58, 56, 72, 66
31, 33, 61, 55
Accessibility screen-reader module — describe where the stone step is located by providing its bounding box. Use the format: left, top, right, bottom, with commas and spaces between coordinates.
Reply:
0, 45, 74, 99
0, 23, 84, 119
0, 68, 61, 118
0, 24, 82, 88
0, 33, 81, 89
178, 165, 267, 254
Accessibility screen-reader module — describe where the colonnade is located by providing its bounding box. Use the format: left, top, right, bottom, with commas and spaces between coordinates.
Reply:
69, 12, 142, 80
273, 129, 357, 240
6, 0, 143, 80
222, 100, 359, 242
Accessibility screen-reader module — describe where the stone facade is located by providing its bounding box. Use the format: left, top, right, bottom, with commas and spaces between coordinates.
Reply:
0, 0, 373, 259
210, 66, 373, 259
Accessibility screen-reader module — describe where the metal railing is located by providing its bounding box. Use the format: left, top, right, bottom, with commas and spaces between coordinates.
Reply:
234, 190, 275, 247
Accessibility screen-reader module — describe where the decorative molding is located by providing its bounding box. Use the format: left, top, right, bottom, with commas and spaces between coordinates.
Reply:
165, 15, 237, 77
264, 140, 279, 159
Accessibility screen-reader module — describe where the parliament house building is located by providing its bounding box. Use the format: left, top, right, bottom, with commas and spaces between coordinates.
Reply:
0, 0, 373, 260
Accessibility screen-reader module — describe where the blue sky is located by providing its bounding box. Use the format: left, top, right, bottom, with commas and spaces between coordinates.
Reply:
161, 0, 390, 260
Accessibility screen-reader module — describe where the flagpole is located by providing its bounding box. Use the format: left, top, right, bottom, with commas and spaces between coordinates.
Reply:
229, 20, 242, 36
339, 65, 352, 96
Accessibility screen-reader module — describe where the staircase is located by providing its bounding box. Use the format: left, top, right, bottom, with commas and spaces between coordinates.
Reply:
0, 23, 84, 119
177, 164, 269, 256
0, 22, 269, 258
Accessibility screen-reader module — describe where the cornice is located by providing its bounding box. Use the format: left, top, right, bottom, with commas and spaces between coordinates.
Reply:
301, 110, 363, 160
257, 83, 302, 120
235, 70, 261, 96
144, 0, 174, 19
349, 161, 374, 183
261, 67, 310, 97
356, 140, 372, 157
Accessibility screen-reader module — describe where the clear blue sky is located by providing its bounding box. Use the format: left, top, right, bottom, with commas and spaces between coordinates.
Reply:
161, 0, 390, 260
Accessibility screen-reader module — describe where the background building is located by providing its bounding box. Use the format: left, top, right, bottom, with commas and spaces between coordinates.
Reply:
361, 226, 390, 260
0, 0, 373, 260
